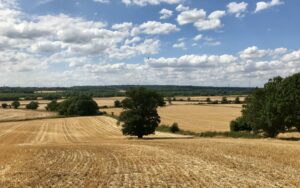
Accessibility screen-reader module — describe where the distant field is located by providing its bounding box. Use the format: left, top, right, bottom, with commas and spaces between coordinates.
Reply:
94, 97, 125, 107
0, 116, 299, 187
0, 109, 56, 122
104, 104, 242, 132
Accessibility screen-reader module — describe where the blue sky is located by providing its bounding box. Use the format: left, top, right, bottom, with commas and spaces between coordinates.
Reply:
0, 0, 299, 87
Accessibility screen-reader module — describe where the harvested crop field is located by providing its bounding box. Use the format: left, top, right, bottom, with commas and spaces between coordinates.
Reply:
159, 104, 242, 132
104, 104, 242, 132
0, 116, 299, 187
0, 109, 56, 122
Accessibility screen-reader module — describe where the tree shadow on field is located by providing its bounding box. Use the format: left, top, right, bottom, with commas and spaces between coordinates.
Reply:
278, 137, 300, 141
127, 136, 194, 140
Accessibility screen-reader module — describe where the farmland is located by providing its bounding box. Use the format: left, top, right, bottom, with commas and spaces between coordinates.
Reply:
0, 116, 299, 187
104, 104, 242, 132
0, 109, 56, 122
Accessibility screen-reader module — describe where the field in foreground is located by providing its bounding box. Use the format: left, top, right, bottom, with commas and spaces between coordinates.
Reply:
0, 116, 299, 187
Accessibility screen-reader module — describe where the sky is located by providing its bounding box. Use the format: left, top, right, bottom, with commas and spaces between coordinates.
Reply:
0, 0, 299, 87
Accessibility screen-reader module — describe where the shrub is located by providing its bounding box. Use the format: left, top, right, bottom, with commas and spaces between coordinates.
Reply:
156, 125, 171, 132
211, 100, 218, 104
114, 100, 122, 107
221, 96, 228, 104
11, 101, 20, 109
234, 97, 241, 104
170, 123, 180, 133
230, 117, 252, 132
46, 100, 59, 112
206, 97, 211, 103
26, 101, 39, 110
1, 103, 8, 109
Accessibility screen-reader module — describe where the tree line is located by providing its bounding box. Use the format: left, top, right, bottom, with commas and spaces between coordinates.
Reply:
231, 73, 300, 137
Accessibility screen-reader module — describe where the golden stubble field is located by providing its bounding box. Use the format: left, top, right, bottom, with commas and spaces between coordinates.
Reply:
0, 109, 56, 122
0, 116, 299, 187
104, 104, 242, 132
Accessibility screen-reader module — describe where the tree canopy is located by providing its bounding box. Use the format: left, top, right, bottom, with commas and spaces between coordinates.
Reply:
26, 101, 39, 110
233, 73, 300, 137
118, 87, 165, 139
57, 95, 99, 116
11, 101, 20, 109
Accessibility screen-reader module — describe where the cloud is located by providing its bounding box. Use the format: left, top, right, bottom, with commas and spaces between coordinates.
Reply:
121, 0, 182, 6
172, 41, 186, 50
240, 46, 287, 59
175, 4, 189, 12
255, 0, 284, 13
112, 22, 133, 31
159, 8, 173, 19
136, 21, 179, 35
193, 34, 203, 41
93, 0, 110, 3
227, 2, 248, 18
0, 0, 298, 87
177, 9, 226, 31
282, 50, 300, 62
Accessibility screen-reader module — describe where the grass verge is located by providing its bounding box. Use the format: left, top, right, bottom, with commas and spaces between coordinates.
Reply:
156, 125, 262, 139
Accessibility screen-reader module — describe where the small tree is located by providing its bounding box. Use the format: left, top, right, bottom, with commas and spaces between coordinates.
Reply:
119, 87, 165, 139
230, 117, 252, 132
167, 97, 172, 105
170, 123, 180, 133
221, 96, 228, 104
26, 101, 39, 110
234, 97, 241, 104
187, 97, 191, 101
11, 101, 20, 109
46, 100, 59, 112
114, 100, 122, 108
206, 97, 211, 104
1, 103, 8, 109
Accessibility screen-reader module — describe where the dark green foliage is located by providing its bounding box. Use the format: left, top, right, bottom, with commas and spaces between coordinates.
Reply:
42, 95, 62, 100
236, 73, 300, 137
11, 101, 20, 109
221, 96, 228, 104
57, 95, 99, 116
170, 123, 180, 133
206, 97, 211, 103
114, 100, 122, 108
167, 97, 172, 104
119, 87, 165, 139
24, 96, 38, 100
1, 103, 8, 109
46, 100, 59, 112
211, 100, 218, 104
156, 125, 171, 132
234, 97, 241, 104
26, 101, 39, 110
230, 117, 252, 132
0, 86, 255, 100
198, 131, 262, 139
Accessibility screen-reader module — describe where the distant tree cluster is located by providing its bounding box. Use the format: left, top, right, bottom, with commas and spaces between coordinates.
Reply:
56, 95, 99, 116
231, 73, 300, 137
